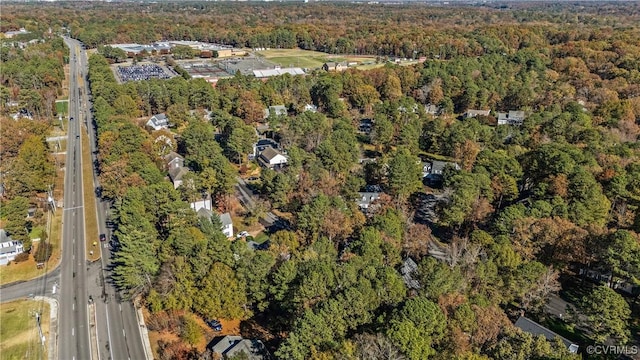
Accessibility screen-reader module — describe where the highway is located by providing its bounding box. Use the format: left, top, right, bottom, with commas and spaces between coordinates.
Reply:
1, 37, 148, 360
59, 36, 91, 360
64, 37, 148, 360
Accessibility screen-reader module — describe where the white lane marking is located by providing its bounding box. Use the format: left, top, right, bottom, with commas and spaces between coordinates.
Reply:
105, 307, 114, 360
64, 206, 84, 211
72, 327, 75, 336
122, 329, 125, 337
119, 304, 122, 312
73, 303, 75, 311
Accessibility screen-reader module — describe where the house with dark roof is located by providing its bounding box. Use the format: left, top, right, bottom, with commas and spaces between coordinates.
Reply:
423, 160, 460, 187
515, 316, 579, 353
146, 113, 170, 131
253, 139, 280, 158
258, 147, 288, 169
0, 229, 24, 266
497, 110, 525, 126
207, 335, 270, 360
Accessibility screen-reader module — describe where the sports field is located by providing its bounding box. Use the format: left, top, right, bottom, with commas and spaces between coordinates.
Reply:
256, 48, 376, 69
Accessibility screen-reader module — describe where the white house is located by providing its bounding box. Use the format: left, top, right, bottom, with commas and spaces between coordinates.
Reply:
219, 212, 234, 238
258, 147, 287, 168
0, 230, 24, 266
146, 113, 170, 131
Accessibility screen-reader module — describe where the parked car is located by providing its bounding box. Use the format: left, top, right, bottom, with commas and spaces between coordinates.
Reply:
237, 231, 249, 238
206, 319, 222, 331
99, 233, 107, 242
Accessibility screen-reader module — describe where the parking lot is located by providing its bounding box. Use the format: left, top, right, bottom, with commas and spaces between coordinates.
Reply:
114, 63, 175, 83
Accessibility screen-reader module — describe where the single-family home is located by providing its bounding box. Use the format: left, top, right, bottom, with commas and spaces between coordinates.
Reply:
358, 119, 374, 134
207, 335, 270, 360
514, 316, 579, 353
497, 110, 525, 126
303, 104, 318, 113
146, 113, 170, 131
357, 192, 382, 211
4, 28, 30, 39
258, 147, 288, 169
219, 212, 234, 238
399, 257, 421, 290
425, 104, 442, 116
163, 152, 188, 189
423, 161, 460, 178
322, 62, 348, 72
0, 230, 24, 266
263, 105, 287, 119
253, 138, 280, 158
196, 207, 234, 238
191, 198, 212, 213
464, 109, 491, 119
164, 151, 184, 170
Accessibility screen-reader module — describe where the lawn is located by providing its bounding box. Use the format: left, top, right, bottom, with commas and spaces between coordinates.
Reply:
55, 100, 69, 116
0, 299, 50, 360
256, 48, 375, 69
81, 129, 100, 262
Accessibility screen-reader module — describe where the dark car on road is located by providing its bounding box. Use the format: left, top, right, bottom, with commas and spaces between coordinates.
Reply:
99, 233, 107, 242
206, 319, 222, 331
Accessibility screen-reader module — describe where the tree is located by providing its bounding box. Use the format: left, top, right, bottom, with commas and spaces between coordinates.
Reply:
8, 134, 54, 195
387, 296, 447, 360
577, 286, 631, 344
194, 262, 248, 320
387, 147, 422, 202
603, 230, 640, 286
180, 314, 203, 346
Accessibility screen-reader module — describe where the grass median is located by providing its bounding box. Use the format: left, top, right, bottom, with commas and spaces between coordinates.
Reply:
81, 127, 101, 262
0, 299, 50, 360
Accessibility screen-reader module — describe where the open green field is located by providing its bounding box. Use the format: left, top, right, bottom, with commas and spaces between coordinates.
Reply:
256, 48, 376, 69
0, 299, 50, 360
55, 100, 68, 116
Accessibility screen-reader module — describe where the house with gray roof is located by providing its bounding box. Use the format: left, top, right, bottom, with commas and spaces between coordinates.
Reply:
258, 147, 288, 169
357, 192, 382, 211
207, 335, 270, 360
219, 212, 233, 238
263, 105, 287, 119
146, 113, 170, 131
163, 151, 188, 189
400, 257, 421, 290
515, 316, 579, 353
0, 230, 24, 266
497, 110, 525, 126
464, 109, 491, 118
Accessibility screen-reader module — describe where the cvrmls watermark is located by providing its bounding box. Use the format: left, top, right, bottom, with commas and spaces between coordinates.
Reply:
585, 345, 638, 355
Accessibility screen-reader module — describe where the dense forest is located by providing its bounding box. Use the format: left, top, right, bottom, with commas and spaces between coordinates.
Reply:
2, 2, 640, 360
0, 36, 66, 252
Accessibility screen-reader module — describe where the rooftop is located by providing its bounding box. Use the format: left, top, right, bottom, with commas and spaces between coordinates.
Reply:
514, 316, 579, 353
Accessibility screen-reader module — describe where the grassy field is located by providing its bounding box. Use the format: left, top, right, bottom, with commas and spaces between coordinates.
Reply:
55, 100, 68, 116
81, 128, 100, 262
0, 299, 50, 360
256, 48, 375, 69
